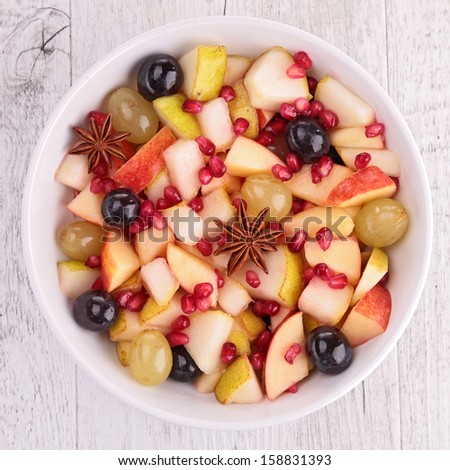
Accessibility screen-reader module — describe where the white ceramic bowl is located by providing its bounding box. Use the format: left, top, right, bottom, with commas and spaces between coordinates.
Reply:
22, 16, 432, 429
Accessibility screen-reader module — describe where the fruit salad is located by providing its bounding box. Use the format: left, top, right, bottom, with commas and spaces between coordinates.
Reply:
55, 45, 408, 404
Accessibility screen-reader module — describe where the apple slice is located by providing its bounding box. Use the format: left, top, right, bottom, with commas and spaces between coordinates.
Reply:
351, 247, 388, 306
215, 355, 264, 404
195, 367, 226, 394
304, 236, 361, 285
257, 109, 276, 129
101, 233, 141, 292
67, 184, 104, 226
218, 275, 252, 316
340, 284, 391, 347
153, 93, 202, 139
144, 168, 171, 203
201, 188, 236, 223
270, 307, 294, 332
113, 126, 176, 193
196, 98, 235, 151
57, 260, 99, 299
185, 310, 234, 374
116, 341, 131, 366
244, 46, 311, 112
179, 45, 227, 101
264, 312, 309, 400
223, 55, 252, 86
284, 206, 355, 239
224, 136, 285, 177
55, 153, 92, 191
201, 172, 242, 196
336, 148, 401, 177
227, 79, 259, 139
314, 76, 375, 128
161, 202, 204, 246
140, 257, 179, 306
284, 164, 354, 206
329, 127, 384, 149
342, 206, 361, 220
134, 225, 174, 266
234, 308, 266, 341
166, 243, 218, 307
327, 166, 396, 207
298, 277, 354, 325
139, 292, 183, 329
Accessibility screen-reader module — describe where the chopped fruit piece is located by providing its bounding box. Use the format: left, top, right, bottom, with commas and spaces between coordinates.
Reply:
336, 148, 400, 177
218, 275, 252, 316
256, 109, 276, 129
223, 55, 252, 86
134, 226, 174, 266
144, 168, 171, 203
228, 79, 259, 139
139, 292, 183, 329
140, 257, 179, 306
67, 184, 104, 226
110, 309, 145, 342
161, 202, 204, 246
55, 153, 92, 191
228, 328, 251, 356
195, 368, 226, 394
116, 341, 131, 367
57, 261, 100, 299
201, 188, 236, 223
329, 127, 384, 149
271, 307, 294, 331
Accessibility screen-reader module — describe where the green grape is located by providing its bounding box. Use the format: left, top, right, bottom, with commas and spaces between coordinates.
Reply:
107, 87, 159, 144
241, 174, 293, 219
354, 198, 408, 247
57, 221, 104, 261
128, 330, 172, 386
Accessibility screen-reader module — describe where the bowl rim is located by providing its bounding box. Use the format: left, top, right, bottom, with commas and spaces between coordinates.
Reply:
22, 15, 433, 430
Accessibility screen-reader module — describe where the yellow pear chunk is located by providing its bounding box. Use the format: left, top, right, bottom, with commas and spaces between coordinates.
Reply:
109, 310, 170, 342
57, 261, 99, 299
139, 292, 183, 329
234, 309, 266, 341
227, 79, 259, 139
223, 55, 252, 86
218, 274, 252, 316
140, 257, 179, 306
116, 341, 131, 367
195, 367, 226, 394
228, 328, 251, 355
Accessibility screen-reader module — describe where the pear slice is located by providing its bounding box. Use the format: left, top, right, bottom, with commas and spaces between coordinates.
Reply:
223, 55, 252, 86
144, 167, 171, 202
201, 188, 236, 223
116, 341, 131, 367
336, 148, 401, 177
57, 260, 99, 299
140, 257, 179, 306
215, 355, 264, 404
195, 367, 226, 394
329, 127, 384, 149
161, 202, 204, 246
218, 275, 252, 316
109, 310, 169, 342
67, 184, 104, 226
55, 153, 91, 191
227, 79, 259, 139
139, 292, 183, 329
228, 328, 251, 355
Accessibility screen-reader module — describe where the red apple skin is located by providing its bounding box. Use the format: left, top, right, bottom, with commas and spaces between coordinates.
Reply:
113, 126, 176, 193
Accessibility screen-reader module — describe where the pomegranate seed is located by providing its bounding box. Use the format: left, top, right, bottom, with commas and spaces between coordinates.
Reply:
249, 351, 264, 370
232, 198, 247, 210
220, 85, 235, 102
195, 136, 216, 156
286, 63, 306, 79
311, 164, 322, 184
196, 297, 212, 312
246, 270, 261, 288
216, 232, 228, 246
182, 99, 203, 114
198, 166, 213, 185
196, 238, 213, 256
88, 110, 108, 126
319, 109, 339, 129
284, 343, 302, 364
152, 212, 166, 230
262, 300, 281, 317
252, 300, 265, 316
129, 217, 149, 234
103, 178, 118, 194
188, 197, 203, 213
280, 102, 298, 121
171, 315, 190, 331
256, 131, 275, 146
164, 185, 182, 205
317, 156, 334, 177
303, 267, 316, 284
328, 273, 348, 289
365, 122, 385, 137
233, 117, 250, 135
181, 294, 197, 314
272, 164, 293, 181
90, 176, 104, 194
391, 177, 400, 192
379, 271, 389, 286
220, 342, 237, 364
265, 117, 287, 134
92, 159, 108, 176
292, 200, 303, 214
293, 51, 313, 70
354, 152, 372, 170
287, 383, 298, 393
256, 330, 272, 350
209, 156, 227, 178
85, 255, 101, 268
215, 268, 225, 288
315, 262, 333, 280
91, 276, 104, 290
156, 198, 170, 211
288, 230, 307, 253
268, 221, 282, 233
193, 282, 214, 300
140, 200, 155, 218
316, 227, 333, 251
307, 76, 318, 94
116, 290, 133, 309
166, 331, 189, 347
126, 291, 148, 312
309, 100, 324, 118
294, 97, 311, 116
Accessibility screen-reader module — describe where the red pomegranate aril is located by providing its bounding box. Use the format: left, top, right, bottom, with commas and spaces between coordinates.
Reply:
220, 342, 237, 364
152, 212, 166, 230
365, 122, 385, 137
85, 255, 101, 268
209, 156, 227, 178
293, 51, 313, 70
164, 185, 182, 205
265, 117, 287, 134
286, 63, 306, 79
262, 300, 281, 317
252, 299, 265, 316
181, 294, 197, 314
284, 343, 302, 364
139, 199, 155, 218
307, 76, 318, 94
292, 200, 303, 214
256, 330, 272, 350
116, 290, 133, 309
311, 164, 322, 184
288, 230, 307, 253
195, 136, 216, 156
188, 197, 204, 213
315, 262, 333, 280
354, 152, 372, 170
216, 231, 228, 246
90, 176, 104, 194
195, 296, 212, 312
220, 85, 235, 102
294, 97, 311, 116
280, 102, 298, 121
91, 276, 104, 290
249, 351, 264, 370
156, 197, 170, 211
129, 218, 147, 234
319, 109, 339, 129
316, 227, 333, 251
196, 238, 213, 256
317, 155, 334, 177
309, 100, 324, 118
246, 270, 261, 288
102, 178, 118, 194
126, 291, 148, 312
198, 166, 213, 185
272, 164, 293, 181
88, 110, 108, 126
92, 159, 108, 176
286, 153, 302, 173
232, 198, 247, 210
303, 267, 316, 284
268, 221, 282, 233
256, 131, 275, 146
328, 273, 348, 289
215, 268, 225, 288
193, 282, 214, 300
286, 383, 298, 393
182, 99, 203, 114
166, 331, 189, 347
233, 117, 250, 135
171, 315, 190, 331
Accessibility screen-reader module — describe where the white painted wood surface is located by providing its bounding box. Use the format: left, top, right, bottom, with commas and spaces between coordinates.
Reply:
1, 0, 448, 450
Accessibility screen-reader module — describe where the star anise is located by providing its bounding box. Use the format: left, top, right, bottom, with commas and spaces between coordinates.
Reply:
69, 114, 131, 173
213, 199, 284, 276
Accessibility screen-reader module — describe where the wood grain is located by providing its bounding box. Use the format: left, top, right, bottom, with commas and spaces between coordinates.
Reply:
0, 0, 448, 450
